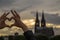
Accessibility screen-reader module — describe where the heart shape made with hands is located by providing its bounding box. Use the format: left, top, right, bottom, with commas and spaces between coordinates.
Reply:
4, 17, 16, 27
5, 18, 15, 26
1, 10, 20, 28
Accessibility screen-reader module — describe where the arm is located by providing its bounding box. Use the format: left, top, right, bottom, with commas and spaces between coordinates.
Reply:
11, 10, 37, 40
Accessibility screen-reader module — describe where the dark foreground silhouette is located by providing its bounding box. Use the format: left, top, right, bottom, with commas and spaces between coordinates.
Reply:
0, 35, 60, 40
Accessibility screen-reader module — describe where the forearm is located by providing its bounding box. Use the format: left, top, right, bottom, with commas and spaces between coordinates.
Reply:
19, 21, 29, 32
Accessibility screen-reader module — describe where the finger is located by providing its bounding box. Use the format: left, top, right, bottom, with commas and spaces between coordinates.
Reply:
10, 17, 14, 19
0, 12, 9, 21
11, 17, 15, 20
11, 10, 16, 17
2, 12, 9, 19
4, 17, 8, 21
5, 24, 11, 28
3, 12, 10, 17
14, 10, 20, 18
5, 17, 10, 21
1, 13, 6, 17
6, 17, 14, 21
5, 12, 10, 16
11, 23, 17, 27
0, 13, 6, 20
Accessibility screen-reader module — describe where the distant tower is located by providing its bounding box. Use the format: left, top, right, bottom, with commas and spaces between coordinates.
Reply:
35, 12, 40, 33
40, 10, 54, 36
41, 11, 46, 27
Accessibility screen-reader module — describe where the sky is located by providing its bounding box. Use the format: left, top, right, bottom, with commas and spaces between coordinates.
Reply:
0, 0, 60, 36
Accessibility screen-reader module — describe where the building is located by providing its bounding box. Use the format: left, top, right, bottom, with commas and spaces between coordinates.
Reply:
34, 11, 54, 37
34, 12, 40, 33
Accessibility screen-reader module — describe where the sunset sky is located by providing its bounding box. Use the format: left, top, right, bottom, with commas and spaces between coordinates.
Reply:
0, 0, 60, 36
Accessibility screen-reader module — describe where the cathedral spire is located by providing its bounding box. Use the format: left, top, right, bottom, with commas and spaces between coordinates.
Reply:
35, 11, 40, 27
35, 11, 40, 33
42, 10, 45, 20
41, 10, 46, 27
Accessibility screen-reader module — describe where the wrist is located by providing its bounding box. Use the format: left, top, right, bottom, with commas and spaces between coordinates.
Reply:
22, 26, 29, 32
19, 21, 29, 32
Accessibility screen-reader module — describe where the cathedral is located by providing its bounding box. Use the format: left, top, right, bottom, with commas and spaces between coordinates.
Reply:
34, 11, 54, 37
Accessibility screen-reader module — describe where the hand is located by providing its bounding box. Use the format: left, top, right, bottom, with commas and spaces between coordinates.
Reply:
11, 10, 28, 32
0, 12, 10, 29
11, 10, 21, 27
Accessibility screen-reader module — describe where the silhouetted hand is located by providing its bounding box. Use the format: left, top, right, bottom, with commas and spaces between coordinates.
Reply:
11, 10, 28, 32
0, 12, 9, 29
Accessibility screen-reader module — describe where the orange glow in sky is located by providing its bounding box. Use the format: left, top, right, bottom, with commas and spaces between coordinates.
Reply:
22, 19, 60, 28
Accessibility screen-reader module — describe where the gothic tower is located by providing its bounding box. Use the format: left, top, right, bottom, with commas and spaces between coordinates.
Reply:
40, 11, 54, 36
41, 11, 46, 27
35, 12, 40, 33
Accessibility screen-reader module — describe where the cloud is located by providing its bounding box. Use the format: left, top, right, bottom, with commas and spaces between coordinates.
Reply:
0, 0, 60, 12
0, 0, 15, 8
31, 12, 60, 25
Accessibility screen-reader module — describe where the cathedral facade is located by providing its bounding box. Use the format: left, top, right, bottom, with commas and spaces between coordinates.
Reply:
34, 11, 54, 37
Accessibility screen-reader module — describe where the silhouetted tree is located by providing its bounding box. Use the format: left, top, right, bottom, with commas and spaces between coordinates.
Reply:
0, 36, 4, 40
50, 35, 60, 40
35, 35, 49, 40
